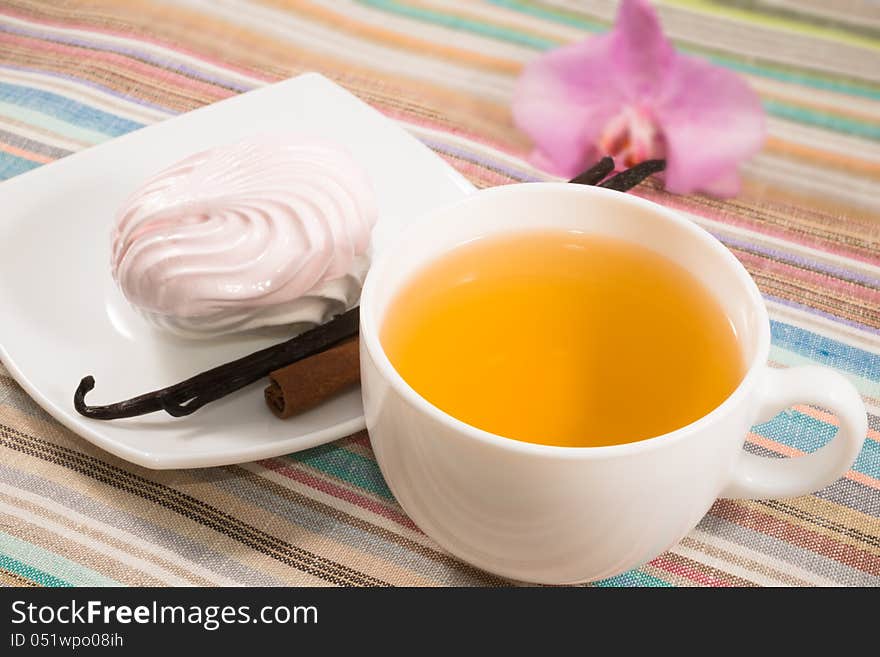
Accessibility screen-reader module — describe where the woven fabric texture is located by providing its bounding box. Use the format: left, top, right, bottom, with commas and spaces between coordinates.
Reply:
0, 0, 877, 587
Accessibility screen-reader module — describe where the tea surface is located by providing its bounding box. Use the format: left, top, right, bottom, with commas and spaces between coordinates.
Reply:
381, 231, 745, 447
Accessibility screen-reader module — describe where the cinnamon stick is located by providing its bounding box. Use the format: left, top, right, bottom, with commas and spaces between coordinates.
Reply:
264, 336, 360, 419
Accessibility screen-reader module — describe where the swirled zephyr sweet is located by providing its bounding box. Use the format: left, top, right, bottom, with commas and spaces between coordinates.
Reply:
111, 135, 378, 338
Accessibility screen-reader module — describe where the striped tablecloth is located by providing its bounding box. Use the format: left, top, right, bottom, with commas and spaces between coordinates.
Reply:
0, 0, 877, 587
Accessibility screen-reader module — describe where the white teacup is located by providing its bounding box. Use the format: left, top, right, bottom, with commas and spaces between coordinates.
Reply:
359, 183, 866, 585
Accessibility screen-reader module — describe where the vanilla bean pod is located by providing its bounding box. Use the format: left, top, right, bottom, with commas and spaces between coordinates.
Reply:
74, 307, 359, 420
597, 159, 666, 191
568, 156, 615, 185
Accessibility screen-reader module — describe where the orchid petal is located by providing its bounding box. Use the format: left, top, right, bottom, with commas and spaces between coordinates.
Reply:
610, 0, 675, 100
653, 55, 765, 196
512, 35, 625, 177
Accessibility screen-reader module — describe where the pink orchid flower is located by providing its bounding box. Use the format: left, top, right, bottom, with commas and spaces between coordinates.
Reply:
512, 0, 765, 196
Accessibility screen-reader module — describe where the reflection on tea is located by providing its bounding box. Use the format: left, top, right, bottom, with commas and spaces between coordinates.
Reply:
381, 230, 745, 447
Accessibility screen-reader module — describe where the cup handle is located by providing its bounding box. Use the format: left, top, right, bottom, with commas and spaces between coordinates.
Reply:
720, 366, 867, 500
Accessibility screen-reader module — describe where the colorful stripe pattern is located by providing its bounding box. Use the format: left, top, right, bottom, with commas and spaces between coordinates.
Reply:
0, 0, 877, 587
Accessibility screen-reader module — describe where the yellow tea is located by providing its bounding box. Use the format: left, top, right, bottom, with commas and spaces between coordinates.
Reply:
381, 230, 745, 447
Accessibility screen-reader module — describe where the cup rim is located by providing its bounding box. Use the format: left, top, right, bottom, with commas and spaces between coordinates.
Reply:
360, 182, 771, 458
